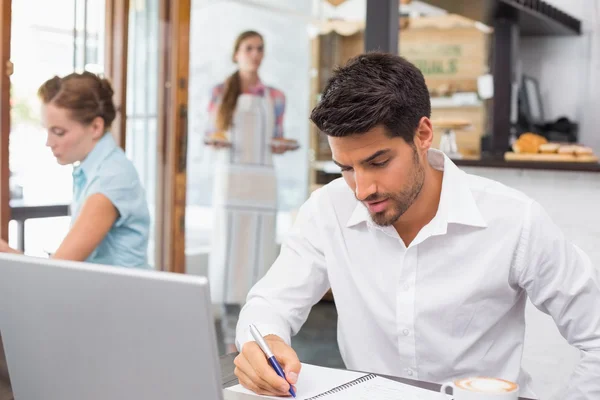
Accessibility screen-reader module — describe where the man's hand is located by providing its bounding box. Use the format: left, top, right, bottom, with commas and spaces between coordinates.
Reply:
234, 335, 301, 397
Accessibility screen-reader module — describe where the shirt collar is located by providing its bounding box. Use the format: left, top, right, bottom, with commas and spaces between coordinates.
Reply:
73, 133, 117, 178
346, 148, 487, 230
346, 198, 370, 228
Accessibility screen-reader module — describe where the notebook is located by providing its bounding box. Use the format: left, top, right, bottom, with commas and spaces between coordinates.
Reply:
225, 363, 448, 400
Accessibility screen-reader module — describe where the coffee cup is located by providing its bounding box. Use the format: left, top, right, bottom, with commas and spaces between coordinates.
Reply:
440, 377, 519, 399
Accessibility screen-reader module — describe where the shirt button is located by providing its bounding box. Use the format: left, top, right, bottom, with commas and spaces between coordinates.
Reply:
407, 369, 414, 376
403, 329, 410, 336
402, 284, 410, 291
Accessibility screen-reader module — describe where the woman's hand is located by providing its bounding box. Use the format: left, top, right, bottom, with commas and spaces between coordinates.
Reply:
213, 141, 232, 149
0, 239, 22, 254
271, 139, 298, 155
271, 143, 288, 154
205, 132, 231, 149
205, 140, 232, 149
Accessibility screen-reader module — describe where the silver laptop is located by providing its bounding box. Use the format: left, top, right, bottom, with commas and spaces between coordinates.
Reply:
0, 254, 223, 400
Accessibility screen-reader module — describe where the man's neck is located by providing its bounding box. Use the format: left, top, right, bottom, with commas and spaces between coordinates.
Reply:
393, 164, 444, 246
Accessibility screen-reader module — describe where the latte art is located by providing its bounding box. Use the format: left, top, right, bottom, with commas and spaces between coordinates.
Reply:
455, 377, 518, 393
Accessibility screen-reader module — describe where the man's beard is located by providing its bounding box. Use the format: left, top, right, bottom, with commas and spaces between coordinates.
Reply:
362, 147, 425, 226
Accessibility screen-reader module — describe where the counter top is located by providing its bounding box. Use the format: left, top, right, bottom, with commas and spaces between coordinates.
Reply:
313, 156, 600, 185
313, 156, 600, 176
454, 157, 600, 172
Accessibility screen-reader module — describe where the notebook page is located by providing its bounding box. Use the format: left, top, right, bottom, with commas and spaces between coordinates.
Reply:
225, 363, 367, 399
307, 375, 449, 400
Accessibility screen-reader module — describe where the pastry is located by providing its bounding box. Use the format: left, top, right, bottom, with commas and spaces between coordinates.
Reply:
575, 146, 594, 156
558, 145, 578, 155
512, 132, 548, 154
272, 138, 296, 144
538, 143, 560, 154
210, 131, 228, 141
272, 137, 299, 150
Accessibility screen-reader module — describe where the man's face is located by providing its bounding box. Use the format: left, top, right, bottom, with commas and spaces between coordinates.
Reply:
329, 125, 426, 226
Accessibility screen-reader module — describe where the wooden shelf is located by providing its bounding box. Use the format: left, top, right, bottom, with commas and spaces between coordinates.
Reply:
421, 0, 581, 36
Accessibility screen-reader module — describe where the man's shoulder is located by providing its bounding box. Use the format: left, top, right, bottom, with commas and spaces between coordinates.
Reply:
465, 172, 531, 202
463, 171, 535, 220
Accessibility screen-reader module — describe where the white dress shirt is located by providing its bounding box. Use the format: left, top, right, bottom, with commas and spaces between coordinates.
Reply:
236, 149, 600, 399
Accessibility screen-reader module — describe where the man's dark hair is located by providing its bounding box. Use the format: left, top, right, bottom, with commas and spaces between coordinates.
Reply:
310, 52, 431, 143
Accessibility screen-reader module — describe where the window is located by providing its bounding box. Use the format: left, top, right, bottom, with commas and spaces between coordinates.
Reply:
9, 0, 105, 255
185, 0, 312, 275
126, 0, 160, 266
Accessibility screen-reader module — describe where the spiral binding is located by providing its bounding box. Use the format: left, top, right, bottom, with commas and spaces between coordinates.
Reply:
305, 374, 377, 400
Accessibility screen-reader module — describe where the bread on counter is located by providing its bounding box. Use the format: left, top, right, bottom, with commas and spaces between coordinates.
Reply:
557, 145, 579, 154
539, 143, 560, 153
555, 145, 594, 155
575, 146, 594, 155
512, 132, 548, 154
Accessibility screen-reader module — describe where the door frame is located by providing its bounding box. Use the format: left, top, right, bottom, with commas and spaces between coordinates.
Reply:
105, 0, 129, 149
0, 0, 12, 241
108, 0, 190, 271
155, 0, 190, 273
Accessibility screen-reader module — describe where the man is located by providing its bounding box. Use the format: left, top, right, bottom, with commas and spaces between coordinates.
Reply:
233, 53, 600, 399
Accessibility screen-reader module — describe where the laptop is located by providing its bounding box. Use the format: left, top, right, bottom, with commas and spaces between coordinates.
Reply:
0, 253, 223, 400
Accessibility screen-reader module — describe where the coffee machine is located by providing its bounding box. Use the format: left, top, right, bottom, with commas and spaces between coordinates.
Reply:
517, 75, 578, 143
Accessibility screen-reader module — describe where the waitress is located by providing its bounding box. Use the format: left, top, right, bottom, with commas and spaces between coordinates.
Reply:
205, 30, 297, 350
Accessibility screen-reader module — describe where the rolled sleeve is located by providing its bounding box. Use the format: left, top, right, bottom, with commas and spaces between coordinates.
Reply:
205, 85, 223, 137
85, 171, 147, 229
272, 90, 285, 139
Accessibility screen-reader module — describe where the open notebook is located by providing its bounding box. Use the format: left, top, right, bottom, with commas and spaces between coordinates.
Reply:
225, 363, 447, 400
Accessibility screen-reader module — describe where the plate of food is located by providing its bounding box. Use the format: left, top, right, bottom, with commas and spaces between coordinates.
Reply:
506, 132, 598, 162
204, 132, 231, 146
270, 138, 300, 151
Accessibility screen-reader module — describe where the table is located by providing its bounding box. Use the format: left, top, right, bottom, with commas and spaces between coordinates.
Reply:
220, 353, 534, 400
8, 200, 70, 251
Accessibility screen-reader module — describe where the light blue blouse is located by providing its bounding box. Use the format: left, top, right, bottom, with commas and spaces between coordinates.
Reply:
71, 133, 150, 268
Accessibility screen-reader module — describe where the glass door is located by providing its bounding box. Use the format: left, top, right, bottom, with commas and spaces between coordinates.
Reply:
126, 0, 160, 267
185, 0, 312, 276
8, 0, 105, 255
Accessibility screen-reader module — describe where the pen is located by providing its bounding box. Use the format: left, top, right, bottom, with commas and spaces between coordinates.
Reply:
249, 324, 296, 398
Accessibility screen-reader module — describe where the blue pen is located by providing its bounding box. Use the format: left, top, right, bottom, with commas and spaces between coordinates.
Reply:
249, 324, 296, 398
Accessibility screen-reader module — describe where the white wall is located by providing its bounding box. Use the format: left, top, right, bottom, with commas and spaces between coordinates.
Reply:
520, 0, 600, 153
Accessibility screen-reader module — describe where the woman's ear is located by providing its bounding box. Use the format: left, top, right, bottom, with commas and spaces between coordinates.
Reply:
90, 116, 106, 140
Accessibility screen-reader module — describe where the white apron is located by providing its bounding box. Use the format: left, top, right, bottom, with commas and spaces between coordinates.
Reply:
209, 89, 278, 305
